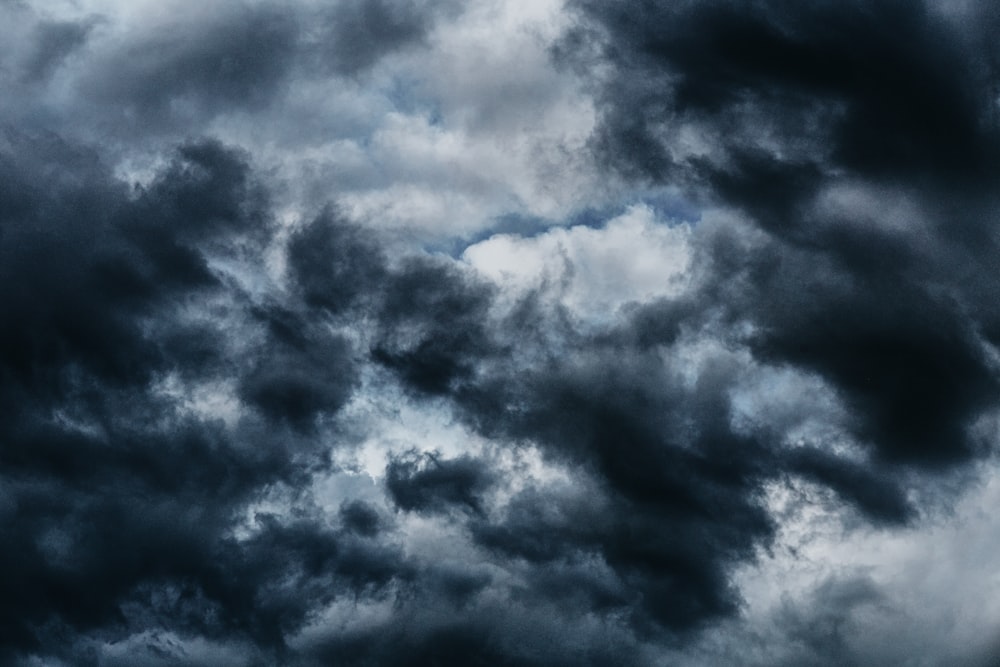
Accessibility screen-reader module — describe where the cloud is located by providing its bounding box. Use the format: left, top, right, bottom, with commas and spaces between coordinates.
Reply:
0, 131, 405, 663
3, 0, 1000, 664
559, 0, 1000, 467
286, 207, 388, 314
386, 451, 494, 516
306, 0, 458, 76
20, 17, 99, 81
462, 203, 691, 324
81, 5, 299, 127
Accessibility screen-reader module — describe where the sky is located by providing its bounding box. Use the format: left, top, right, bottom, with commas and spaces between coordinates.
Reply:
2, 0, 1000, 665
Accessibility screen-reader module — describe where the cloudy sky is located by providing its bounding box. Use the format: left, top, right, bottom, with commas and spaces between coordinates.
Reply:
3, 0, 1000, 664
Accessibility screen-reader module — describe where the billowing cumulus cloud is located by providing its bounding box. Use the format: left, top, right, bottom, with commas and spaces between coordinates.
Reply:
2, 0, 1000, 665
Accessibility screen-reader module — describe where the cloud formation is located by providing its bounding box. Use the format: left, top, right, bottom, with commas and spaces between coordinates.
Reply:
2, 0, 1000, 665
560, 0, 1000, 464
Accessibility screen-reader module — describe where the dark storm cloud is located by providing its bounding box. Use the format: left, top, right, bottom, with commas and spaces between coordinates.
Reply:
372, 256, 497, 396
563, 0, 998, 187
385, 451, 493, 515
7, 0, 1000, 662
305, 617, 640, 667
286, 213, 499, 404
558, 0, 1000, 467
325, 0, 1000, 649
346, 249, 778, 633
287, 207, 388, 314
238, 310, 357, 429
282, 195, 784, 641
339, 499, 382, 536
0, 127, 673, 665
750, 260, 998, 466
0, 133, 256, 397
0, 130, 410, 664
784, 447, 913, 524
456, 346, 776, 634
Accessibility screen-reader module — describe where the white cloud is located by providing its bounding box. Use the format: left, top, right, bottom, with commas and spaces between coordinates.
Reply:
463, 204, 692, 324
678, 462, 1000, 666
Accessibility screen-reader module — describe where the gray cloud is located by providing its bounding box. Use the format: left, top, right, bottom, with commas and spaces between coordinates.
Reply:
306, 0, 458, 76
20, 17, 99, 81
3, 0, 1000, 664
81, 6, 300, 127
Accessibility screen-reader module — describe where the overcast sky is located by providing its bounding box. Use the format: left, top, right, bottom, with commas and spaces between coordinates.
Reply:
3, 0, 1000, 665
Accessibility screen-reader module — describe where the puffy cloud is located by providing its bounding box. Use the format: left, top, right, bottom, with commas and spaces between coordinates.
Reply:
463, 203, 691, 324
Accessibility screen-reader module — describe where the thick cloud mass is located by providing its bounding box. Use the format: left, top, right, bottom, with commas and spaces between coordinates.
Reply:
562, 0, 1000, 465
2, 0, 1000, 665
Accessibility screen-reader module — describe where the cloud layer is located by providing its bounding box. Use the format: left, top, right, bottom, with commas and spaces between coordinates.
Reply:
2, 0, 1000, 665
